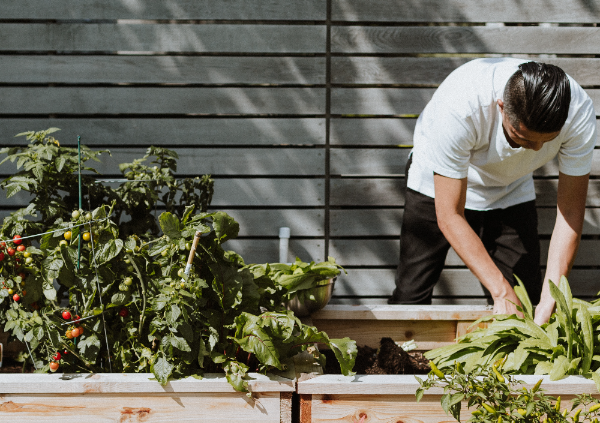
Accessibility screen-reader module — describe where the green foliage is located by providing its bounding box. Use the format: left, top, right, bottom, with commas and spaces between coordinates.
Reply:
0, 129, 356, 391
417, 361, 600, 422
425, 277, 600, 390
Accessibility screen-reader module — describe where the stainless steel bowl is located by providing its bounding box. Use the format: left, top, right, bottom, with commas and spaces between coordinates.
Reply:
286, 278, 336, 317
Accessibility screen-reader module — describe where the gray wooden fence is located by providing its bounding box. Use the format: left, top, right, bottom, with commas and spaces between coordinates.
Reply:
1, 0, 600, 304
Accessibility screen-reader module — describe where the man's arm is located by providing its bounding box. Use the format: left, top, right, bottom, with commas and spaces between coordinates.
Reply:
433, 173, 522, 315
534, 172, 589, 325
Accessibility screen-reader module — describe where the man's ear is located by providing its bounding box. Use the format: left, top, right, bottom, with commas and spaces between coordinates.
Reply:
497, 99, 504, 112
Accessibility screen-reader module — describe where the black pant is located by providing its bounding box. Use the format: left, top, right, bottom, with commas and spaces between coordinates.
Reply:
389, 187, 542, 305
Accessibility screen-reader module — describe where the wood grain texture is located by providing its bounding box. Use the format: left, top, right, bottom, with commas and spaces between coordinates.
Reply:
0, 0, 326, 20
331, 26, 600, 54
332, 56, 600, 87
0, 24, 326, 53
333, 268, 600, 298
0, 56, 326, 84
0, 148, 325, 177
331, 87, 600, 115
330, 118, 417, 146
331, 0, 600, 23
212, 179, 325, 206
311, 305, 491, 321
0, 118, 327, 146
0, 87, 326, 115
225, 239, 324, 264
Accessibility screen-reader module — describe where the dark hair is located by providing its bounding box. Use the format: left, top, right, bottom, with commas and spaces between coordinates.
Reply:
503, 61, 571, 133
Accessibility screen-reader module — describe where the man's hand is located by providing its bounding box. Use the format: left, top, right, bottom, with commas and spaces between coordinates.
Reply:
492, 286, 523, 318
533, 298, 555, 325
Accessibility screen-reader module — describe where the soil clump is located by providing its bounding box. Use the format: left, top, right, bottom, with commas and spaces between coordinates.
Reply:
323, 337, 431, 375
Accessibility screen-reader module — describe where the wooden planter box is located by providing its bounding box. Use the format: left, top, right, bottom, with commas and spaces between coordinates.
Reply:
308, 305, 492, 350
297, 375, 599, 423
0, 373, 295, 422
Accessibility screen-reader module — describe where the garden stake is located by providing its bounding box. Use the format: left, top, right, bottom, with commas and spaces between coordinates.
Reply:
75, 135, 82, 346
182, 231, 202, 283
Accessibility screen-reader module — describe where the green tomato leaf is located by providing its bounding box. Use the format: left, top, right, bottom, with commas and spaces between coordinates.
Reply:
94, 239, 123, 265
223, 360, 249, 392
165, 304, 181, 326
170, 335, 191, 352
159, 212, 182, 240
151, 356, 174, 386
212, 211, 239, 243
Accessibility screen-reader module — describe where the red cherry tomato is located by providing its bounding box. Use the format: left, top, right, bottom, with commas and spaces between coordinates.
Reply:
119, 307, 129, 317
12, 293, 20, 301
53, 352, 61, 361
7, 248, 15, 256
63, 350, 69, 355
49, 361, 59, 372
62, 310, 71, 320
0, 252, 4, 261
12, 235, 22, 245
0, 242, 5, 250
70, 327, 80, 338
72, 314, 81, 323
16, 245, 25, 252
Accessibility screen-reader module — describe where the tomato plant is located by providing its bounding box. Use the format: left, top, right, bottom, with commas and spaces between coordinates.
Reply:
0, 129, 356, 392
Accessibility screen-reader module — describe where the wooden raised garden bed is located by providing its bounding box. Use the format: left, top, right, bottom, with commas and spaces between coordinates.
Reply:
308, 305, 492, 350
0, 373, 295, 423
297, 375, 599, 423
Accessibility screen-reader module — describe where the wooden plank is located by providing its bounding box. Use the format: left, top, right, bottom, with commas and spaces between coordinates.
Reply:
331, 87, 600, 116
0, 24, 325, 53
333, 268, 600, 298
330, 118, 600, 147
331, 26, 600, 54
224, 239, 324, 264
212, 179, 324, 206
330, 149, 600, 177
0, 118, 326, 146
330, 149, 411, 176
331, 0, 600, 23
329, 179, 600, 207
0, 373, 293, 393
0, 148, 324, 176
310, 318, 459, 351
311, 305, 491, 321
329, 239, 600, 267
298, 374, 597, 395
0, 393, 282, 422
332, 57, 600, 87
0, 87, 326, 115
0, 0, 326, 20
215, 209, 324, 237
330, 118, 417, 146
0, 56, 326, 84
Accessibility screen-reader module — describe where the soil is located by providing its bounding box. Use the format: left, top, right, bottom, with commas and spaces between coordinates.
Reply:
323, 337, 431, 375
0, 357, 33, 374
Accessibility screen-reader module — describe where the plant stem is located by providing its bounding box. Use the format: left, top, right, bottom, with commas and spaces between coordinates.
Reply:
126, 252, 147, 336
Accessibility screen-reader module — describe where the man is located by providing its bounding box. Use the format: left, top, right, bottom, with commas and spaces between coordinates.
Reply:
389, 58, 596, 325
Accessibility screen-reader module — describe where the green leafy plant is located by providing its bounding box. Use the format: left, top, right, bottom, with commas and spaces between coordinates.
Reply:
425, 276, 600, 389
417, 359, 600, 422
0, 129, 357, 391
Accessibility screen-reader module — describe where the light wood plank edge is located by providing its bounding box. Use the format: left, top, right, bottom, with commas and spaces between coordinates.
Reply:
310, 305, 492, 320
0, 373, 295, 393
297, 374, 598, 395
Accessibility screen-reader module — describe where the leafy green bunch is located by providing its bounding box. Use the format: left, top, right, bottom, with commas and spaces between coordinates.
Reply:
426, 276, 600, 388
245, 257, 346, 307
417, 360, 600, 422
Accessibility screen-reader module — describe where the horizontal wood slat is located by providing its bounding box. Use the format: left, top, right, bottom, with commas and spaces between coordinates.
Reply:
331, 0, 600, 23
329, 239, 600, 267
333, 268, 600, 298
1, 118, 326, 146
330, 208, 600, 236
0, 0, 326, 20
0, 24, 326, 53
0, 56, 326, 84
216, 209, 323, 237
226, 239, 324, 264
332, 57, 600, 87
329, 179, 600, 207
0, 148, 325, 176
331, 27, 600, 54
331, 88, 600, 116
330, 118, 417, 146
212, 179, 324, 206
0, 87, 326, 115
330, 149, 600, 177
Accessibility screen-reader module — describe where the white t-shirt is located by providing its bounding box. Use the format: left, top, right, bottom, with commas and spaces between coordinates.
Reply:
407, 58, 596, 210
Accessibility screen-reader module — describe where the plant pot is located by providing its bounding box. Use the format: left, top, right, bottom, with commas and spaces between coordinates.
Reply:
0, 373, 295, 422
286, 278, 336, 317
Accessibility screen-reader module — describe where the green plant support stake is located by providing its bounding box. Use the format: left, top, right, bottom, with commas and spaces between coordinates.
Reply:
75, 135, 82, 346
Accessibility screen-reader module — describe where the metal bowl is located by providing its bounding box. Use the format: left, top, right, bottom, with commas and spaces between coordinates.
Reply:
286, 278, 336, 317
